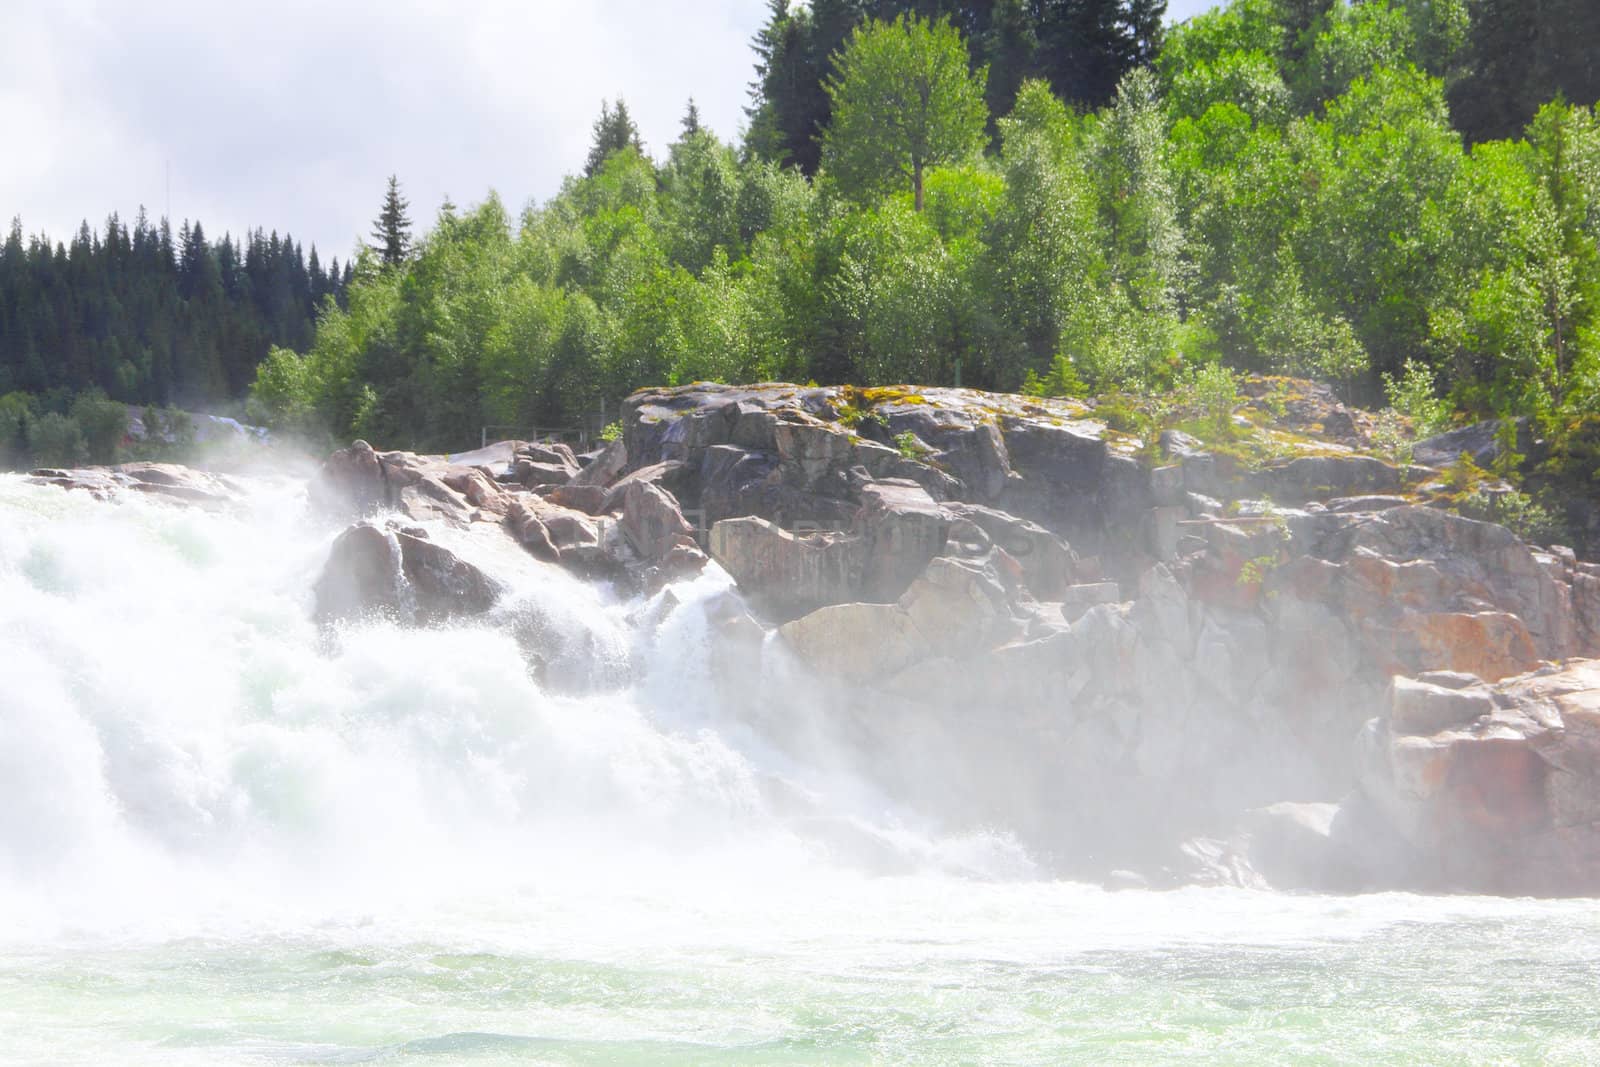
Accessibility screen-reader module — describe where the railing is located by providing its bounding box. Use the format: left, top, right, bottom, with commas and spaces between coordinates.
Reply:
480, 425, 588, 449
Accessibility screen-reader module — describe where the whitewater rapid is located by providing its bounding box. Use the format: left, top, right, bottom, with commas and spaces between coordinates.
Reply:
3, 473, 1599, 1064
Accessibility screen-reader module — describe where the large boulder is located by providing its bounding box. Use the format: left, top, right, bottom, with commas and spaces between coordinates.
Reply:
506, 496, 614, 568
708, 517, 865, 622
310, 441, 512, 527
28, 462, 246, 509
618, 480, 706, 578
857, 481, 950, 602
774, 412, 856, 494
569, 436, 628, 488
945, 503, 1075, 599
1350, 660, 1600, 894
314, 521, 502, 625
777, 602, 931, 683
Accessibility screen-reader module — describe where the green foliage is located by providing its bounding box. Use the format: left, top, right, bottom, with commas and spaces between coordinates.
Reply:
1460, 486, 1568, 544
894, 430, 925, 460
599, 421, 623, 442
21, 0, 1599, 511
69, 390, 128, 464
1382, 358, 1451, 438
1185, 361, 1240, 439
0, 392, 34, 467
26, 412, 87, 468
1022, 354, 1087, 398
584, 99, 643, 177
747, 0, 1165, 175
1369, 407, 1414, 467
0, 213, 345, 409
822, 15, 989, 212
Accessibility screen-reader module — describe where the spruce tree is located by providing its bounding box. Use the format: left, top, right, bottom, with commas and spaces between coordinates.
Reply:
584, 99, 645, 176
370, 175, 413, 268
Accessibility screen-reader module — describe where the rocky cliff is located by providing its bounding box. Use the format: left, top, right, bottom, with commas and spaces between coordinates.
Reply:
31, 379, 1600, 894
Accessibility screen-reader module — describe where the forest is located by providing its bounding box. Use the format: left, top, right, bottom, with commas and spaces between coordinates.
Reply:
4, 0, 1600, 473
0, 215, 346, 466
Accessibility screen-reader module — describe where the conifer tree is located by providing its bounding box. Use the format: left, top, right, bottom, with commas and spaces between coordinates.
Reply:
584, 99, 645, 176
370, 175, 412, 268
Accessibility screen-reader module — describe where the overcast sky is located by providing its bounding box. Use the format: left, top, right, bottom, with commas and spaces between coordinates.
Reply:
2, 0, 1217, 261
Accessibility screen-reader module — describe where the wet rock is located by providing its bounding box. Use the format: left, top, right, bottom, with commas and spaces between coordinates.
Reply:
1351, 659, 1600, 894
618, 480, 705, 575
777, 602, 931, 683
314, 521, 501, 625
310, 440, 386, 514
708, 517, 866, 622
28, 462, 246, 509
506, 496, 609, 567
897, 556, 1017, 659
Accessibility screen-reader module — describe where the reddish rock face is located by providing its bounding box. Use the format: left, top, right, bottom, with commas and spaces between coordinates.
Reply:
1391, 611, 1541, 682
1356, 661, 1600, 895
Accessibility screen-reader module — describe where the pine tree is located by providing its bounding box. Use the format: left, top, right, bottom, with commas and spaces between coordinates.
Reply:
370, 175, 413, 268
584, 99, 645, 176
681, 98, 704, 137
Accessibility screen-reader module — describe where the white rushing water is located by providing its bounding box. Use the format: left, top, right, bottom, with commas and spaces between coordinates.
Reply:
2, 473, 1599, 1065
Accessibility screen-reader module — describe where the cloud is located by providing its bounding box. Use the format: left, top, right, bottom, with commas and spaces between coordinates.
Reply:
0, 0, 765, 258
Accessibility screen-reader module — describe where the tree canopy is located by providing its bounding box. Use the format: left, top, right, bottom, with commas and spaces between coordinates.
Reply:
821, 15, 990, 210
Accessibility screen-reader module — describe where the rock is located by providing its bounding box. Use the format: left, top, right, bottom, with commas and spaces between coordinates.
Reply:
515, 441, 579, 470
618, 480, 705, 575
927, 419, 1013, 501
513, 459, 577, 488
708, 517, 865, 622
310, 442, 519, 527
599, 461, 692, 513
28, 462, 245, 509
440, 467, 513, 518
774, 413, 856, 493
314, 521, 501, 625
309, 440, 388, 515
998, 417, 1108, 532
1236, 802, 1343, 891
1412, 417, 1539, 471
540, 483, 611, 515
1254, 455, 1407, 503
1060, 582, 1122, 623
1387, 675, 1495, 735
857, 481, 950, 602
1132, 564, 1191, 652
778, 602, 931, 683
897, 556, 1016, 659
506, 496, 610, 568
944, 503, 1075, 599
699, 445, 779, 527
570, 436, 627, 488
729, 402, 779, 451
1352, 659, 1600, 894
1325, 495, 1412, 513
1387, 611, 1542, 683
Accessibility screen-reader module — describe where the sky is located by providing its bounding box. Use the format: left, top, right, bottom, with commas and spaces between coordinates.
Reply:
2, 0, 1218, 262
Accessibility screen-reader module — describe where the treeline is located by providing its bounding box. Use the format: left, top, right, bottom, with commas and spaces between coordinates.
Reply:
747, 0, 1167, 172
251, 0, 1600, 458
0, 212, 348, 409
